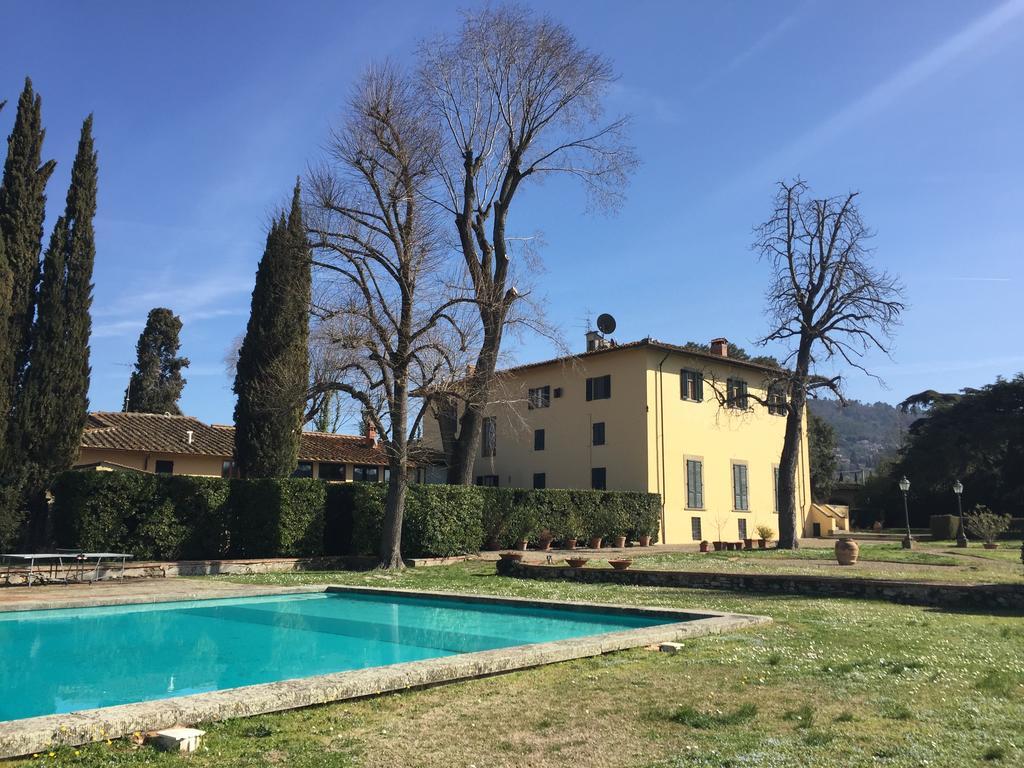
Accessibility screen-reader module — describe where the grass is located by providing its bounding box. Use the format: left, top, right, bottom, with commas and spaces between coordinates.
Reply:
622, 540, 1024, 584
5, 560, 1023, 768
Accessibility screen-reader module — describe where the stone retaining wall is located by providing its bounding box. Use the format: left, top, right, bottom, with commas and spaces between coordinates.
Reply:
499, 561, 1024, 611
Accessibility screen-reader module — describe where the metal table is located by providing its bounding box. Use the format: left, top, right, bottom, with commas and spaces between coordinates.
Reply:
2, 552, 134, 585
1, 553, 71, 586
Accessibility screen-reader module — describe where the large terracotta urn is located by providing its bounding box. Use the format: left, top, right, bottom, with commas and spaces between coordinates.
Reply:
835, 538, 860, 566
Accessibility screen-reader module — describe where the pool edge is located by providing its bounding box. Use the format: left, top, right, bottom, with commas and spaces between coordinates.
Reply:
0, 586, 770, 759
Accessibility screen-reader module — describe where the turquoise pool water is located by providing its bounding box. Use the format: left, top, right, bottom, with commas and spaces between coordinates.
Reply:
0, 591, 676, 721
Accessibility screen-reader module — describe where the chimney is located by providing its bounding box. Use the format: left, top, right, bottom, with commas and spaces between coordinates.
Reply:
710, 338, 729, 357
186, 430, 194, 445
366, 425, 378, 446
585, 330, 608, 352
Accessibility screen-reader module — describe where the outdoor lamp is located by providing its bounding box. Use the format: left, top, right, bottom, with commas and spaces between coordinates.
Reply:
898, 476, 913, 549
953, 480, 967, 547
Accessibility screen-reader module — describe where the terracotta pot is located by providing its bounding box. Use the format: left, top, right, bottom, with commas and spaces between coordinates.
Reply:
608, 559, 632, 571
758, 539, 767, 549
613, 535, 627, 548
498, 552, 523, 562
564, 538, 577, 550
735, 541, 744, 551
538, 536, 553, 551
484, 539, 501, 551
515, 539, 528, 551
638, 535, 652, 547
983, 542, 998, 550
712, 541, 724, 552
565, 557, 589, 568
835, 538, 859, 565
588, 536, 603, 549
744, 538, 754, 550
699, 541, 710, 553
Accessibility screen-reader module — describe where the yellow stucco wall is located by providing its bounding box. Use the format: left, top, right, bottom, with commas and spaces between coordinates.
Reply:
425, 344, 811, 545
75, 448, 375, 482
643, 348, 810, 545
467, 347, 650, 492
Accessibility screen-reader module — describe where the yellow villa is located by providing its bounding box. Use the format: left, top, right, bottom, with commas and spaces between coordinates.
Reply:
425, 335, 812, 545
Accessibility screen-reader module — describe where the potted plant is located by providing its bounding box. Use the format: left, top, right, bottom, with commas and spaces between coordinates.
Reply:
743, 538, 753, 550
565, 556, 589, 568
712, 540, 724, 552
965, 505, 1011, 549
756, 525, 774, 549
612, 534, 627, 548
536, 528, 554, 551
506, 499, 536, 553
699, 540, 710, 553
608, 558, 632, 571
637, 532, 652, 547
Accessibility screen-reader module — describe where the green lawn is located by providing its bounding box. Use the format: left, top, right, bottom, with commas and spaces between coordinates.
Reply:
8, 561, 1022, 768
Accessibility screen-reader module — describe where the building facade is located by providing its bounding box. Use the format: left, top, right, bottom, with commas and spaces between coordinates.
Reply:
424, 337, 811, 545
76, 411, 394, 482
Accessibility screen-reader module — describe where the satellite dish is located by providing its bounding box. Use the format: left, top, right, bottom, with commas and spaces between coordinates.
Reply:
596, 313, 616, 335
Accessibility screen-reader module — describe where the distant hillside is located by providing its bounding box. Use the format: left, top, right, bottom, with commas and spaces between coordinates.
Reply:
808, 398, 913, 470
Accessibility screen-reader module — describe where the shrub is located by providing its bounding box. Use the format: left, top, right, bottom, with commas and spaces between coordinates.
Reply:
756, 525, 775, 541
229, 478, 326, 557
965, 505, 1012, 544
929, 514, 960, 541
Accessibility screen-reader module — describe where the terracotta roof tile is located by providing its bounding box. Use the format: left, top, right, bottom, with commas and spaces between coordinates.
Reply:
82, 412, 391, 465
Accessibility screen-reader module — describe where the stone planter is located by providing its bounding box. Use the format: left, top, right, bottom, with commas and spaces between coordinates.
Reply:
537, 536, 553, 551
699, 541, 710, 553
608, 559, 632, 571
758, 539, 767, 549
498, 552, 523, 563
712, 541, 725, 552
638, 535, 652, 547
743, 539, 754, 550
588, 537, 603, 549
613, 535, 627, 548
565, 557, 589, 568
983, 542, 999, 550
835, 538, 860, 566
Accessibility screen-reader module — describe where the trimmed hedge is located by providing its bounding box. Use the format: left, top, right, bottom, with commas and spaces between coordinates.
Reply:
50, 471, 661, 560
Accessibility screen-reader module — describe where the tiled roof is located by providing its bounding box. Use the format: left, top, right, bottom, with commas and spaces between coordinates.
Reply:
493, 337, 784, 378
82, 412, 390, 465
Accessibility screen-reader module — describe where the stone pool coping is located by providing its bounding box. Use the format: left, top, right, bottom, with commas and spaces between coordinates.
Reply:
0, 585, 770, 759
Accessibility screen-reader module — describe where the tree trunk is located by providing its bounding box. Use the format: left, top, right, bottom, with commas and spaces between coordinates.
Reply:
378, 461, 407, 569
778, 343, 811, 549
445, 308, 504, 485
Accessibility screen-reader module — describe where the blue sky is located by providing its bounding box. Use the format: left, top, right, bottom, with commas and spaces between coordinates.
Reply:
2, 0, 1022, 427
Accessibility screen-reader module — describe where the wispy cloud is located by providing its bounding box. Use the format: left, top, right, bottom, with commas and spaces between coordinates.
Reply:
721, 0, 1024, 194
693, 1, 814, 94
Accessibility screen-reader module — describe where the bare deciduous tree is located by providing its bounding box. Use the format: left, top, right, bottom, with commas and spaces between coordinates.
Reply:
755, 178, 905, 549
307, 64, 471, 568
419, 3, 638, 483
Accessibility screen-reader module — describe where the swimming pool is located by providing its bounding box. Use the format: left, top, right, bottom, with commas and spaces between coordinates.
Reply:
1, 589, 677, 722
0, 586, 770, 758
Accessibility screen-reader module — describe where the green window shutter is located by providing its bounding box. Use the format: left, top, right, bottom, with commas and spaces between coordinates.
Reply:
696, 373, 704, 402
586, 378, 593, 401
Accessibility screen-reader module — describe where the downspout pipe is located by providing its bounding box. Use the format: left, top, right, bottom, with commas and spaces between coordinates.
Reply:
656, 351, 670, 543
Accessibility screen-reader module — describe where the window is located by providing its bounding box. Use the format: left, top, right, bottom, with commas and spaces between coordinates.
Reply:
733, 463, 749, 511
481, 416, 496, 457
533, 472, 546, 489
534, 428, 545, 451
475, 474, 499, 487
155, 460, 174, 475
528, 385, 551, 409
585, 374, 611, 401
738, 519, 748, 540
220, 460, 238, 478
353, 465, 380, 482
319, 462, 346, 481
592, 422, 605, 446
768, 384, 787, 415
773, 466, 781, 513
691, 516, 702, 541
726, 378, 749, 409
291, 461, 313, 479
685, 459, 704, 509
680, 369, 704, 401
591, 467, 606, 490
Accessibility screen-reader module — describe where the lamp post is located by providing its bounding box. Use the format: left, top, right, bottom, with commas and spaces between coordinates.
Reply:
953, 480, 967, 547
899, 475, 913, 549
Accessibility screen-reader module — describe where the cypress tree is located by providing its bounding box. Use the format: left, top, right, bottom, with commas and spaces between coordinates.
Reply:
233, 182, 311, 478
16, 116, 97, 544
0, 78, 56, 398
124, 307, 190, 414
